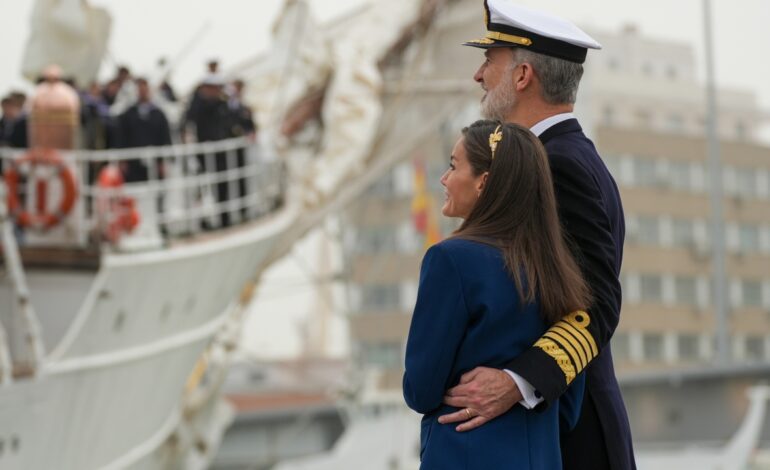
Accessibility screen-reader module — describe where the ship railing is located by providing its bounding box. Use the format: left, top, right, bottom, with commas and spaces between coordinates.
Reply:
0, 137, 286, 252
0, 181, 46, 382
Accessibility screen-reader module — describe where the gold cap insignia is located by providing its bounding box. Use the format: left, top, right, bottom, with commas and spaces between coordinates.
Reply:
467, 37, 495, 45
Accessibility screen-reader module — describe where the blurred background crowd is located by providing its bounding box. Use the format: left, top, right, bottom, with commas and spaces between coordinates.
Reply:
0, 59, 255, 153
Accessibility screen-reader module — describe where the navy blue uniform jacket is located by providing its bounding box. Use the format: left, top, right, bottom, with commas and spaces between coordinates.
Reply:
404, 239, 585, 470
505, 119, 635, 469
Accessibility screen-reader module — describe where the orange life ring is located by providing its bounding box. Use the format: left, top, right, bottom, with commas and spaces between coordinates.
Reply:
3, 148, 78, 230
96, 165, 140, 243
104, 197, 139, 243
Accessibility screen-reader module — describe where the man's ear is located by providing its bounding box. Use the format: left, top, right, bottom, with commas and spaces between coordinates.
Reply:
512, 62, 534, 92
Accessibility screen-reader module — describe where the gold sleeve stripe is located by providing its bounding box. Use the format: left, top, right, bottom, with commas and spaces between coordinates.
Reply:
534, 337, 577, 384
548, 326, 588, 368
561, 320, 597, 359
554, 322, 593, 360
565, 311, 598, 357
543, 331, 584, 371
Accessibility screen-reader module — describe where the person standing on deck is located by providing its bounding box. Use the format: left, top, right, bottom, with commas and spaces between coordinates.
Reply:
437, 2, 636, 469
116, 78, 172, 182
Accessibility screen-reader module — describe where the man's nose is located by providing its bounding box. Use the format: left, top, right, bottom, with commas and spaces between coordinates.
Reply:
473, 65, 484, 83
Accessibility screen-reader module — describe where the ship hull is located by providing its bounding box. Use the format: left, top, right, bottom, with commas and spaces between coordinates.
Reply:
0, 206, 297, 469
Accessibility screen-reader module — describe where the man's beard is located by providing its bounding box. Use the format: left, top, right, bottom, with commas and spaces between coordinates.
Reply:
480, 83, 516, 122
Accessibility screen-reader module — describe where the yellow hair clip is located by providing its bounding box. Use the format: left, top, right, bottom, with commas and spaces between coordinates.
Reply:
489, 124, 503, 159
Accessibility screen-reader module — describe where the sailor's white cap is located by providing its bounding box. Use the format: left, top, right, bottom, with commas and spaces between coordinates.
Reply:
464, 0, 601, 64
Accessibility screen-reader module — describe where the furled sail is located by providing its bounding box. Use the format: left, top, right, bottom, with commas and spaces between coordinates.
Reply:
21, 0, 112, 86
249, 0, 425, 205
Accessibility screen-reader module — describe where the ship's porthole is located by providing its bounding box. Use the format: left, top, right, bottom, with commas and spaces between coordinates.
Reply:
114, 311, 126, 332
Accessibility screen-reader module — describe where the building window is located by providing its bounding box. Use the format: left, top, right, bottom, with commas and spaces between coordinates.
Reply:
635, 111, 653, 128
370, 171, 396, 197
691, 164, 707, 192
621, 274, 634, 302
738, 225, 761, 253
640, 275, 664, 303
360, 342, 403, 368
361, 284, 401, 311
672, 218, 696, 247
668, 161, 692, 191
632, 158, 658, 187
761, 170, 770, 200
356, 228, 397, 253
602, 154, 621, 179
642, 333, 664, 361
735, 121, 747, 140
638, 216, 660, 245
666, 114, 684, 133
745, 337, 765, 361
612, 333, 631, 362
678, 334, 700, 360
674, 276, 698, 306
742, 280, 763, 308
734, 167, 758, 199
602, 106, 615, 127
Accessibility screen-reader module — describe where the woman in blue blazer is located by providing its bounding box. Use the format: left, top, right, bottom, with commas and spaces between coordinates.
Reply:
403, 121, 591, 469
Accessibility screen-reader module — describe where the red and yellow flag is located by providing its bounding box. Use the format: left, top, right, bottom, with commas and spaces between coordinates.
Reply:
411, 159, 441, 250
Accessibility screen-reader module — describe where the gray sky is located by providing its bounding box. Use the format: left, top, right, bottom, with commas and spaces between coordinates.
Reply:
0, 0, 364, 94
2, 0, 768, 358
1, 0, 769, 111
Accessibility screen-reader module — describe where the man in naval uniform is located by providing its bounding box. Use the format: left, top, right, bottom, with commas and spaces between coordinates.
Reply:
116, 78, 172, 182
438, 2, 636, 469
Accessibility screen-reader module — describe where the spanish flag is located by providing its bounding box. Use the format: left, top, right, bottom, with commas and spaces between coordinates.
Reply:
411, 159, 441, 250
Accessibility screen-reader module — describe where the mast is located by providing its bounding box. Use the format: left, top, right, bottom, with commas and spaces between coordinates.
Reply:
702, 0, 730, 364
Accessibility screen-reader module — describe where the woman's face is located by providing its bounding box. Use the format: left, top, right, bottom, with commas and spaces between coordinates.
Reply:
440, 137, 487, 219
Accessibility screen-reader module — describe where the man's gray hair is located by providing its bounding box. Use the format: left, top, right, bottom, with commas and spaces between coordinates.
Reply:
511, 49, 584, 105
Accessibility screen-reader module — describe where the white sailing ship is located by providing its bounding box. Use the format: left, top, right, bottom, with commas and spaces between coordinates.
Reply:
0, 0, 462, 468
3, 0, 770, 469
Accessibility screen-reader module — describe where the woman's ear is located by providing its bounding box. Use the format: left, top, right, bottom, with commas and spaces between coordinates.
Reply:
476, 172, 489, 195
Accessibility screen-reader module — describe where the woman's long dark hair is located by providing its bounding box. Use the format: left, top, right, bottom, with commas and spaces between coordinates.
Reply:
451, 120, 591, 324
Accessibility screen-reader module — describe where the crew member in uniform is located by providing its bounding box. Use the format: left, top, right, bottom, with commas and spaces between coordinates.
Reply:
438, 2, 636, 469
116, 78, 172, 182
227, 79, 256, 222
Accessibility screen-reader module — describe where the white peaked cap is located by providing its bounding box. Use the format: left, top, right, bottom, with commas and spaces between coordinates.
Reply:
464, 0, 601, 64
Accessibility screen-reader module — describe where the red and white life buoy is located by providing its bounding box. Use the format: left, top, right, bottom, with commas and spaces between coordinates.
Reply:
3, 148, 78, 230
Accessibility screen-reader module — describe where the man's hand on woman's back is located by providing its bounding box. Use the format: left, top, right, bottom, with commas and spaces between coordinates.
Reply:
440, 367, 522, 432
